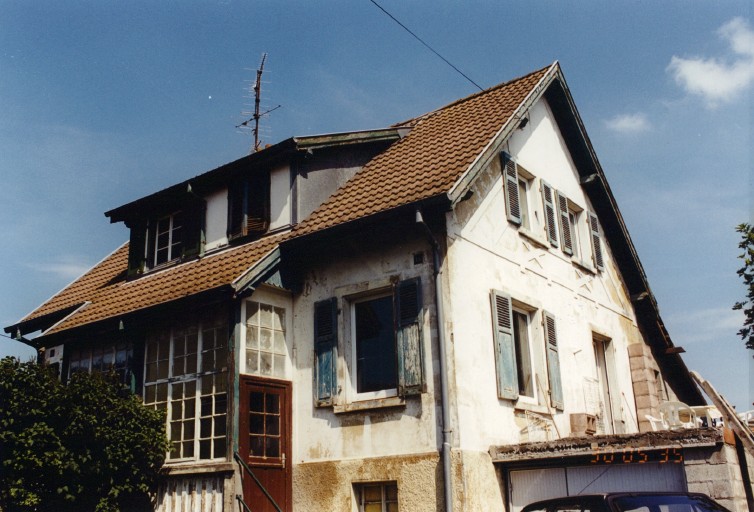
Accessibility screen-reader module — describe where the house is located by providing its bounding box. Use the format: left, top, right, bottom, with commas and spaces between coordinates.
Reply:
7, 62, 754, 512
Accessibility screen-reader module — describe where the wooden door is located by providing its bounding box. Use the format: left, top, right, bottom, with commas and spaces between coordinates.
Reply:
239, 376, 292, 512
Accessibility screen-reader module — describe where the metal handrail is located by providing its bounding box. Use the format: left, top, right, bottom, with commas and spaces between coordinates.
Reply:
234, 451, 283, 512
236, 494, 253, 512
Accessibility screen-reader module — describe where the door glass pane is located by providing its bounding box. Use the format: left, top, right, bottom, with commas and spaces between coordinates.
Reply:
250, 392, 264, 412
265, 437, 280, 457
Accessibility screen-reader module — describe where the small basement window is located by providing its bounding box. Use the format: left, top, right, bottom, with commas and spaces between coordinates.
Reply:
355, 482, 398, 512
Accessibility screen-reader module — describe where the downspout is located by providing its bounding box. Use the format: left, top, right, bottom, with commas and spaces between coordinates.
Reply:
416, 208, 453, 512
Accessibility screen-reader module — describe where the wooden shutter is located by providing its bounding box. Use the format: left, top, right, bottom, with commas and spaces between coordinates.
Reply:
181, 198, 206, 259
543, 311, 564, 410
556, 191, 573, 255
588, 212, 605, 271
541, 181, 559, 247
314, 298, 338, 406
501, 152, 522, 225
490, 290, 518, 400
395, 278, 424, 396
127, 220, 148, 277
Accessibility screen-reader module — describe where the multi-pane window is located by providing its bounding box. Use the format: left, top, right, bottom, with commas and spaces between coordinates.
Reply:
248, 389, 281, 460
143, 313, 228, 462
154, 212, 183, 266
68, 341, 134, 387
356, 482, 398, 512
245, 301, 287, 378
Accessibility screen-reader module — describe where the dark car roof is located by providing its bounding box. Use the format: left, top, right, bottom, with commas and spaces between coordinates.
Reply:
521, 492, 730, 512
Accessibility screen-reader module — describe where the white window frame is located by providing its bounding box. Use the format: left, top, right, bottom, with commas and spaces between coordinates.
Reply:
152, 211, 183, 266
349, 289, 399, 402
242, 296, 290, 379
143, 316, 228, 464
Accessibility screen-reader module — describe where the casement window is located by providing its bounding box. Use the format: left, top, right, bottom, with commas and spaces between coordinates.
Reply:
244, 300, 287, 378
143, 313, 228, 462
127, 199, 206, 276
67, 341, 135, 389
593, 334, 616, 434
355, 482, 398, 512
501, 152, 533, 230
313, 278, 424, 406
228, 171, 270, 241
490, 290, 563, 409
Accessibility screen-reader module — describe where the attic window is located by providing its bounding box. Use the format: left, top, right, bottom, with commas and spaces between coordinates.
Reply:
154, 212, 183, 266
228, 171, 270, 241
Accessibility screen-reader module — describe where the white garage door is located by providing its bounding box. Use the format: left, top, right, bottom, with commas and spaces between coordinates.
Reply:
509, 463, 686, 512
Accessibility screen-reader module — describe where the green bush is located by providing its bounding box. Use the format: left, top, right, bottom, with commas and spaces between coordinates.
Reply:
0, 357, 169, 511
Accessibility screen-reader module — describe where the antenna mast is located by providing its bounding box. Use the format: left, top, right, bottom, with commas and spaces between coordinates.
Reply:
237, 53, 281, 153
252, 53, 267, 152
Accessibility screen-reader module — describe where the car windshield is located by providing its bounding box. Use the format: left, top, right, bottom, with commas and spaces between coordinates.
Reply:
612, 494, 730, 512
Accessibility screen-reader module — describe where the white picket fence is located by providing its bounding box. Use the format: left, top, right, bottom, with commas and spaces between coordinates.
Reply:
155, 475, 225, 512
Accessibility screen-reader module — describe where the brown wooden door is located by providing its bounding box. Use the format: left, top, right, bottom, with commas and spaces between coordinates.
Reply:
239, 376, 292, 512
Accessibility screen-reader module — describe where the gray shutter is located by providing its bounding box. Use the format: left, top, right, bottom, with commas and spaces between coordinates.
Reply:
541, 181, 559, 247
314, 298, 338, 406
556, 191, 573, 255
588, 212, 605, 271
543, 311, 564, 410
501, 152, 522, 225
490, 290, 518, 400
127, 220, 147, 277
395, 278, 424, 396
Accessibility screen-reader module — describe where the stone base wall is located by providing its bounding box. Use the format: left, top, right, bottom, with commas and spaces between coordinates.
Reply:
685, 438, 750, 511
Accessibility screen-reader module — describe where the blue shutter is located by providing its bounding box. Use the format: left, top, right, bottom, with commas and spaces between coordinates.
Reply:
543, 311, 564, 410
556, 191, 573, 256
541, 181, 559, 247
490, 290, 518, 400
395, 278, 424, 396
588, 212, 605, 271
501, 152, 522, 225
314, 298, 338, 406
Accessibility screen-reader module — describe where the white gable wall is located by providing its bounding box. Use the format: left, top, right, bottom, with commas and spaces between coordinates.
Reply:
445, 97, 642, 453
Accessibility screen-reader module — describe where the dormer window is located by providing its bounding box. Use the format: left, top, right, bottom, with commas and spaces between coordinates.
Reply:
228, 171, 270, 241
154, 211, 183, 266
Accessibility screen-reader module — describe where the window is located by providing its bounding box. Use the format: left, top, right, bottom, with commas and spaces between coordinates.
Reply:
67, 341, 135, 389
143, 312, 228, 462
593, 335, 615, 434
313, 278, 424, 407
154, 212, 183, 266
228, 171, 270, 240
356, 482, 398, 512
501, 152, 533, 229
126, 197, 206, 276
490, 290, 563, 409
244, 301, 287, 378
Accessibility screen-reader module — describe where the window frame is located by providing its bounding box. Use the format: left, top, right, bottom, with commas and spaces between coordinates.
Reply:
153, 211, 184, 266
143, 314, 229, 464
242, 297, 290, 379
355, 481, 398, 512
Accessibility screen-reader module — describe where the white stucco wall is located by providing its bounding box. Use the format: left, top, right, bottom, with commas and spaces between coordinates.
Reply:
288, 235, 440, 464
445, 97, 641, 453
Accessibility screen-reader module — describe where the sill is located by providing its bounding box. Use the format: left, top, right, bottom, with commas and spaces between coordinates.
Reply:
334, 396, 406, 414
513, 400, 550, 415
572, 258, 596, 274
161, 460, 235, 476
518, 228, 550, 249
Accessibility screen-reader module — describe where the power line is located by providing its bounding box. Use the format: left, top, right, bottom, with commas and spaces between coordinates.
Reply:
367, 0, 485, 92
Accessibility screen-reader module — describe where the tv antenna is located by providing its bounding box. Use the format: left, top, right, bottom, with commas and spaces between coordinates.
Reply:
237, 53, 281, 153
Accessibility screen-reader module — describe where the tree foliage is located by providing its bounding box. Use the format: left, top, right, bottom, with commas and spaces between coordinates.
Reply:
734, 223, 754, 350
0, 357, 169, 512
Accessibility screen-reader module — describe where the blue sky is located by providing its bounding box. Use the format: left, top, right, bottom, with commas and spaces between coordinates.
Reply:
1, 1, 752, 410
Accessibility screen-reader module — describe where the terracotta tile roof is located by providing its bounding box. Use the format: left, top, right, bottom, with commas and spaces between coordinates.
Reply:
24, 233, 287, 335
292, 65, 550, 236
14, 65, 550, 336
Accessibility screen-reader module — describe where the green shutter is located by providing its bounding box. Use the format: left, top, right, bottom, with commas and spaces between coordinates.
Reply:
314, 298, 338, 406
543, 311, 564, 410
127, 220, 147, 277
541, 181, 559, 247
588, 212, 605, 271
181, 199, 206, 259
490, 290, 518, 400
556, 191, 573, 255
395, 278, 424, 396
501, 152, 522, 225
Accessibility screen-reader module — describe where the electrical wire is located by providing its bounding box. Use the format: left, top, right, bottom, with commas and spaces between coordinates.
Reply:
366, 0, 485, 92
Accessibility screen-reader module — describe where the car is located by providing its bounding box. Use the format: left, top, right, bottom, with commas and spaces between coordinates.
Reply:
520, 492, 732, 512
